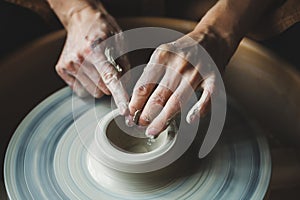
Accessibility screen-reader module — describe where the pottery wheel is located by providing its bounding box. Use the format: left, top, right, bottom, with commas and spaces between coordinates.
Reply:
4, 87, 271, 199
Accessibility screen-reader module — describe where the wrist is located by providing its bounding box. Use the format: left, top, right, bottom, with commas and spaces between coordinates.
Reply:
67, 6, 99, 30
188, 25, 239, 70
48, 0, 105, 29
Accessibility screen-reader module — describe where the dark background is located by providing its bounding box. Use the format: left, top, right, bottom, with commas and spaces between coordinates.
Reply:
0, 1, 300, 71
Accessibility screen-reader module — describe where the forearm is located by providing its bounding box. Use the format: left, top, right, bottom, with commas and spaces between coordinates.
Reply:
201, 0, 276, 41
47, 0, 107, 28
191, 0, 278, 66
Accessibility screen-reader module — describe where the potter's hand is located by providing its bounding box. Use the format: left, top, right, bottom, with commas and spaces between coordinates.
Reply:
50, 1, 130, 115
128, 29, 233, 138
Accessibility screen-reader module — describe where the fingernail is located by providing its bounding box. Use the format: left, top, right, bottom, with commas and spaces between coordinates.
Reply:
119, 102, 129, 116
145, 127, 159, 139
125, 115, 134, 127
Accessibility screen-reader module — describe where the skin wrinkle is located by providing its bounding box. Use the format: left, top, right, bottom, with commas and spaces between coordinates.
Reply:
139, 93, 167, 125
67, 4, 128, 113
133, 43, 202, 133
159, 71, 181, 93
48, 0, 290, 137
135, 38, 205, 132
136, 85, 149, 96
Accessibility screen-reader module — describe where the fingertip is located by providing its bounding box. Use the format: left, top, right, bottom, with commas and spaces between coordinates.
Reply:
186, 113, 197, 124
125, 115, 134, 127
186, 114, 192, 124
145, 127, 160, 139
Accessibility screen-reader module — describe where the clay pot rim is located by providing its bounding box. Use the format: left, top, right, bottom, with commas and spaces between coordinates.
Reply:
92, 109, 178, 173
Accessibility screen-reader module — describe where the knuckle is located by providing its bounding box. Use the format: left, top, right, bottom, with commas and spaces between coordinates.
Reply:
64, 61, 76, 72
55, 64, 63, 74
149, 94, 167, 106
157, 50, 168, 61
134, 84, 151, 97
170, 93, 183, 109
128, 104, 137, 115
102, 71, 117, 84
151, 48, 168, 62
101, 62, 118, 84
74, 53, 84, 63
158, 44, 170, 51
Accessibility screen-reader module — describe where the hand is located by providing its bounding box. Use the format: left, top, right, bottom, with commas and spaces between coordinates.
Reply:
55, 6, 130, 115
128, 28, 233, 138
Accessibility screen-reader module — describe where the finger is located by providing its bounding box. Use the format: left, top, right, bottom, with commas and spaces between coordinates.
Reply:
65, 60, 103, 98
55, 56, 79, 81
137, 85, 170, 126
75, 66, 104, 98
186, 89, 211, 124
56, 65, 76, 88
81, 59, 111, 95
56, 62, 88, 97
93, 57, 129, 115
138, 69, 181, 126
72, 79, 90, 98
186, 74, 215, 124
145, 81, 193, 138
128, 63, 165, 116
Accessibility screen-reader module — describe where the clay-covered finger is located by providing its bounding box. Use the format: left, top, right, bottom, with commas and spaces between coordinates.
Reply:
137, 85, 171, 126
55, 60, 89, 97
56, 65, 76, 88
92, 57, 129, 115
138, 69, 181, 126
145, 81, 192, 137
64, 60, 103, 98
80, 59, 111, 95
72, 79, 90, 98
128, 63, 165, 116
186, 74, 215, 124
186, 89, 211, 124
75, 67, 104, 98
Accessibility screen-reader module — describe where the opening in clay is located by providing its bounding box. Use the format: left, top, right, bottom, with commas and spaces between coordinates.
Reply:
106, 116, 170, 154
